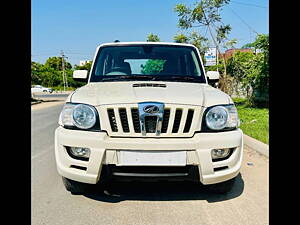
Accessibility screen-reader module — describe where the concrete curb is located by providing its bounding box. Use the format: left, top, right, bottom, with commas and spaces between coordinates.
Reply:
243, 134, 269, 157
31, 100, 43, 105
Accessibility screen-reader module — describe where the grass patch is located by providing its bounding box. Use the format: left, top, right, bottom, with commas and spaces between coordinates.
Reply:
233, 98, 269, 144
50, 86, 76, 91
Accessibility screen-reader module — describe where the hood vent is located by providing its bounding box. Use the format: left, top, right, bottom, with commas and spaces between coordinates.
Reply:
133, 83, 166, 88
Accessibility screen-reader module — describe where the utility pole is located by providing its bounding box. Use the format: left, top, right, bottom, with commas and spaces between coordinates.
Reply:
216, 48, 219, 72
60, 50, 68, 91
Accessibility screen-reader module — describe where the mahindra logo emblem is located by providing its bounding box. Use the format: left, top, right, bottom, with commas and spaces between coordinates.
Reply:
143, 105, 160, 114
139, 102, 164, 136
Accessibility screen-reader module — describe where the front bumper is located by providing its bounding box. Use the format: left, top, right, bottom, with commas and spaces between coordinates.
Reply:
54, 127, 243, 185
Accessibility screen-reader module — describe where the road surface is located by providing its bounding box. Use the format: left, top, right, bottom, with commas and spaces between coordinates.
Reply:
31, 102, 269, 225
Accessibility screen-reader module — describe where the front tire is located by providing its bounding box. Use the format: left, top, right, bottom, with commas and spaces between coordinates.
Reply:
206, 177, 236, 194
62, 177, 90, 194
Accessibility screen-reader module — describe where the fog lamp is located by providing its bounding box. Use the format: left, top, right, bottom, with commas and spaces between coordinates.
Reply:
69, 147, 90, 159
211, 148, 231, 159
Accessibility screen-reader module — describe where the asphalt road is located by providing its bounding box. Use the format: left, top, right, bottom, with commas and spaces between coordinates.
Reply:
31, 102, 269, 225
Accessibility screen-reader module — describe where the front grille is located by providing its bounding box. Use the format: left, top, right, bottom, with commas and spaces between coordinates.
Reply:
106, 105, 198, 137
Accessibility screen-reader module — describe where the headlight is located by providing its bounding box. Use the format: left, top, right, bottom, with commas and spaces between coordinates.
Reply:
204, 104, 239, 131
59, 103, 99, 130
72, 104, 97, 129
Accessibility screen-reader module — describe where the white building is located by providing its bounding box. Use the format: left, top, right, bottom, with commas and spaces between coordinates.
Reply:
79, 60, 91, 66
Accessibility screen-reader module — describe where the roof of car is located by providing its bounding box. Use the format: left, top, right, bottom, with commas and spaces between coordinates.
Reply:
97, 42, 196, 48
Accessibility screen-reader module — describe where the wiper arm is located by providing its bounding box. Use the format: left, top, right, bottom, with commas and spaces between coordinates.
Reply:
169, 76, 198, 81
101, 75, 131, 81
101, 75, 157, 81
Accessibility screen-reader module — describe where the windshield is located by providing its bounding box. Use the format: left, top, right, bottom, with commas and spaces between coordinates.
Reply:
90, 45, 206, 83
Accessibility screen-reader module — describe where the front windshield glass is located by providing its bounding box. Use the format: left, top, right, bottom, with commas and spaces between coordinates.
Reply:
90, 45, 206, 83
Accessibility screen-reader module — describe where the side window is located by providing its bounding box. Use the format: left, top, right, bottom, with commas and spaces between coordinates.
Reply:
191, 51, 201, 76
96, 52, 113, 75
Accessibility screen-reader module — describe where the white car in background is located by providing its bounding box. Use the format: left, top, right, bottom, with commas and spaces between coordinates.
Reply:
31, 85, 53, 93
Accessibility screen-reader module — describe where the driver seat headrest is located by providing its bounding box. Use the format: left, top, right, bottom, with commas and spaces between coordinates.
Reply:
115, 61, 131, 75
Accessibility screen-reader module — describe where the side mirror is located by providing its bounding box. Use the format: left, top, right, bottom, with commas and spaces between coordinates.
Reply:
206, 71, 220, 80
206, 71, 220, 87
73, 70, 88, 82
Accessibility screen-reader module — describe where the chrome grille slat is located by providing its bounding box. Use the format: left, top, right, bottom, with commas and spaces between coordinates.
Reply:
183, 109, 194, 133
126, 107, 135, 134
118, 108, 130, 133
131, 108, 141, 133
114, 108, 123, 134
107, 109, 118, 132
166, 108, 176, 134
172, 109, 182, 133
161, 109, 170, 133
178, 108, 189, 133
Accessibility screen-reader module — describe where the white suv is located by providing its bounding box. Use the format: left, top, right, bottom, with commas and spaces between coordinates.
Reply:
55, 42, 243, 194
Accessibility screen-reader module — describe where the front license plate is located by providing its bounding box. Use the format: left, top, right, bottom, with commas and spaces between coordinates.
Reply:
119, 150, 186, 166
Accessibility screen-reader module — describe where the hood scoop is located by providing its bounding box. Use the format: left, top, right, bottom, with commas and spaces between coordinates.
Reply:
133, 83, 166, 88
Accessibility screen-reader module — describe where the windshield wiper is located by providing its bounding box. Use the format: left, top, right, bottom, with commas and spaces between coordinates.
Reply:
101, 75, 157, 81
170, 76, 198, 80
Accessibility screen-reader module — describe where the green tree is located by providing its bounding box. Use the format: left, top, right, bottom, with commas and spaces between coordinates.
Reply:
174, 33, 189, 43
147, 33, 160, 42
31, 61, 44, 85
252, 34, 269, 53
227, 34, 269, 106
173, 32, 209, 62
45, 56, 72, 71
141, 60, 166, 75
44, 56, 73, 89
227, 51, 255, 97
224, 38, 238, 50
250, 34, 269, 105
32, 56, 79, 89
174, 0, 232, 92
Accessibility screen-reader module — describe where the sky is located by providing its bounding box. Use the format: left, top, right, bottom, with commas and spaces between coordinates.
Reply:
31, 0, 269, 66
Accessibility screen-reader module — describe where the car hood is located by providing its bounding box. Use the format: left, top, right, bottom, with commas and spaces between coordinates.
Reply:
67, 81, 233, 107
